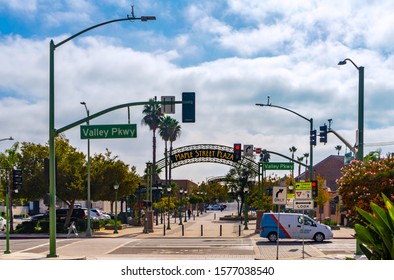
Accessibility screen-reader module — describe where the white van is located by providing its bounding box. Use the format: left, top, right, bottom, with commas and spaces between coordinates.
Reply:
260, 212, 333, 242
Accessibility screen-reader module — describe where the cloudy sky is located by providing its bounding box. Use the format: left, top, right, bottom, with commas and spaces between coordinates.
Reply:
1, 0, 394, 184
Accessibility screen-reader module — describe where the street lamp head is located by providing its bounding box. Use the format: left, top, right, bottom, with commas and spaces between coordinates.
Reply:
113, 183, 119, 190
338, 58, 360, 70
141, 16, 156, 21
80, 101, 86, 105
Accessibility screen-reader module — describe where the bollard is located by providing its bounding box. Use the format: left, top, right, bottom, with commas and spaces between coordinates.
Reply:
163, 224, 166, 236
193, 214, 195, 220
214, 213, 216, 220
239, 224, 241, 236
220, 225, 222, 236
182, 224, 184, 236
201, 224, 203, 236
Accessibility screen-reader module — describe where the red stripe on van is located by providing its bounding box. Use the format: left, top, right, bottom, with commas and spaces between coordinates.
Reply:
269, 213, 292, 238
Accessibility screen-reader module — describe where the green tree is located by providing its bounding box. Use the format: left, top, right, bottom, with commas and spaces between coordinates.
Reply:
168, 118, 181, 183
159, 116, 173, 186
17, 142, 48, 201
142, 98, 163, 186
90, 149, 140, 207
337, 158, 394, 223
0, 142, 20, 232
289, 146, 297, 177
55, 136, 86, 226
224, 159, 257, 216
334, 145, 342, 155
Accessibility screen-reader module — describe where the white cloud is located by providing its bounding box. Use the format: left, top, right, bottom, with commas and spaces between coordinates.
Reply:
1, 1, 394, 184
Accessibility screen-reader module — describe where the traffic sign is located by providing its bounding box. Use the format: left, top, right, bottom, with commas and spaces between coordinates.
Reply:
272, 186, 287, 205
286, 194, 294, 209
81, 124, 137, 139
255, 148, 262, 154
295, 190, 312, 200
294, 199, 314, 210
263, 162, 294, 170
295, 182, 312, 190
244, 145, 253, 156
161, 96, 175, 114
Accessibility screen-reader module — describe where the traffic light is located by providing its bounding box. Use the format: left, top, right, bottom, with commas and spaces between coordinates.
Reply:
311, 180, 318, 197
182, 92, 195, 123
319, 124, 327, 144
233, 143, 242, 162
310, 129, 317, 146
12, 169, 22, 190
141, 201, 146, 208
260, 149, 270, 162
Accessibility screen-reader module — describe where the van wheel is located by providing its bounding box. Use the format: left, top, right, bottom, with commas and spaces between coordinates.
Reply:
314, 232, 325, 242
267, 232, 277, 242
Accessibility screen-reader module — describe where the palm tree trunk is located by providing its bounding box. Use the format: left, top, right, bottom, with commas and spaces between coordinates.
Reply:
164, 141, 168, 187
169, 142, 173, 185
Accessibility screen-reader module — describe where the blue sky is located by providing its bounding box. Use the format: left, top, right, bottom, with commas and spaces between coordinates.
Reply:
1, 0, 394, 183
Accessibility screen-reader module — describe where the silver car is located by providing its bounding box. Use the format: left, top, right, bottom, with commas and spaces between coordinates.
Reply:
90, 208, 111, 220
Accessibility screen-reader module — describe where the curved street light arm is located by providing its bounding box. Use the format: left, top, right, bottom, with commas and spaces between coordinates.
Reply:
256, 103, 311, 123
338, 58, 359, 70
54, 16, 156, 49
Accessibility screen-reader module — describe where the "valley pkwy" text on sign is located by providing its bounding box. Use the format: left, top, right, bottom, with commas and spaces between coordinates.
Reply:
80, 124, 137, 139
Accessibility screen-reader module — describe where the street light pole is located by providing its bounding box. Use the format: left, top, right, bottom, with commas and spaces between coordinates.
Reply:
113, 183, 119, 234
166, 186, 171, 230
1, 136, 14, 254
338, 58, 364, 161
48, 13, 155, 257
80, 102, 92, 237
338, 58, 364, 256
256, 103, 314, 181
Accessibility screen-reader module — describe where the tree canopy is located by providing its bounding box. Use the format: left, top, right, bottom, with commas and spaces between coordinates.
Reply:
337, 158, 394, 223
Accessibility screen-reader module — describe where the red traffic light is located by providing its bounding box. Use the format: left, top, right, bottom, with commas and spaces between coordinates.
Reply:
233, 143, 242, 162
311, 180, 318, 197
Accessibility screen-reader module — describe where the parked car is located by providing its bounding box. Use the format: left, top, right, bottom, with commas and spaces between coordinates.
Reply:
29, 213, 49, 221
0, 217, 6, 231
90, 208, 110, 220
206, 205, 224, 211
56, 208, 87, 223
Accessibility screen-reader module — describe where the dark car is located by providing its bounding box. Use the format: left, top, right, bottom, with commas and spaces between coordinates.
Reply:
56, 208, 87, 223
29, 213, 49, 221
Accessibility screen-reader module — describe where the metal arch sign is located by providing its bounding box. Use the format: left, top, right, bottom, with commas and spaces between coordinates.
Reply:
170, 148, 234, 163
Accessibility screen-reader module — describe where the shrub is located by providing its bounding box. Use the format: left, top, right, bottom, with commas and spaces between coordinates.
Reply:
355, 193, 394, 260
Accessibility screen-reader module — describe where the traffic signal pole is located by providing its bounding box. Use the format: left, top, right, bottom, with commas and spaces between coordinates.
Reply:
256, 103, 314, 181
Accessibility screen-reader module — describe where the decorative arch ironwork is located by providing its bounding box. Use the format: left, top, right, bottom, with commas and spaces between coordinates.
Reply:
156, 144, 258, 173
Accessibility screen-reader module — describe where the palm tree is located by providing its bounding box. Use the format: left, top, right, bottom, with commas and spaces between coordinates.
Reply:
289, 146, 297, 177
159, 116, 173, 186
335, 145, 342, 155
297, 156, 304, 181
142, 98, 163, 186
303, 153, 309, 176
168, 118, 181, 183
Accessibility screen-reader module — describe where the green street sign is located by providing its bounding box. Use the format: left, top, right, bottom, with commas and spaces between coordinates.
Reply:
263, 162, 294, 170
295, 182, 312, 190
80, 124, 137, 139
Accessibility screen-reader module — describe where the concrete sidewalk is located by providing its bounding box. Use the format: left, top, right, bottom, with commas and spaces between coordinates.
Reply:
0, 211, 356, 239
0, 211, 357, 260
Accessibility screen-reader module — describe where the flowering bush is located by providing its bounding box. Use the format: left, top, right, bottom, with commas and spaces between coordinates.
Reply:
337, 158, 394, 223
